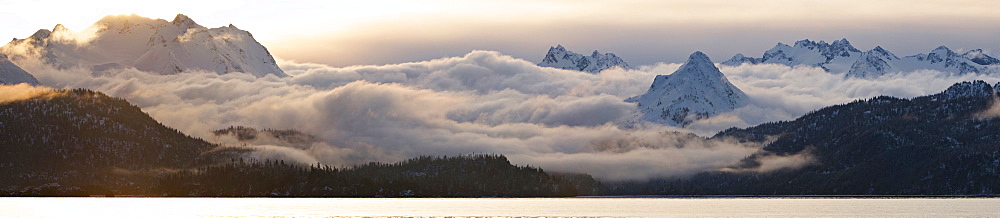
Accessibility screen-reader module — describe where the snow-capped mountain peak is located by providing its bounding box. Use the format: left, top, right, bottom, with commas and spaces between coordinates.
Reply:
725, 39, 1000, 77
902, 45, 989, 75
846, 46, 901, 78
924, 46, 956, 63
537, 45, 632, 73
830, 38, 853, 47
674, 51, 722, 78
869, 46, 898, 59
721, 53, 761, 66
0, 14, 287, 78
170, 14, 203, 29
631, 51, 748, 126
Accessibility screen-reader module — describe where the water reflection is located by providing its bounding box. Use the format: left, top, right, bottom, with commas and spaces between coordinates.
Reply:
1, 197, 998, 217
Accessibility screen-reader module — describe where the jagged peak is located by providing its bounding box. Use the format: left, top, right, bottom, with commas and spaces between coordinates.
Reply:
931, 45, 953, 54
964, 48, 985, 55
171, 14, 202, 28
546, 44, 567, 53
52, 24, 68, 32
789, 38, 859, 52
832, 38, 851, 46
172, 14, 193, 23
687, 51, 712, 63
832, 38, 860, 52
963, 49, 1000, 65
673, 51, 723, 78
867, 46, 898, 59
961, 49, 996, 59
793, 39, 819, 47
721, 53, 760, 66
591, 50, 601, 57
30, 29, 51, 40
228, 24, 238, 29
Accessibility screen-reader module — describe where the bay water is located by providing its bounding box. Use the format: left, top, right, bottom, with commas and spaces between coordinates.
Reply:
2, 197, 998, 217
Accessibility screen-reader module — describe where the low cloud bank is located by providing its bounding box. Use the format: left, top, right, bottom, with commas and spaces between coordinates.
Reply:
11, 51, 1000, 180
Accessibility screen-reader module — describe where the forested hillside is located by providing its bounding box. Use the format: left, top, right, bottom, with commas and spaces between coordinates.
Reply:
0, 88, 595, 196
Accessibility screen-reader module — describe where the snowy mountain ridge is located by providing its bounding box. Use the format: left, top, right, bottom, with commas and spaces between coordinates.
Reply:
631, 51, 748, 126
0, 14, 287, 78
0, 54, 40, 85
723, 38, 862, 73
723, 39, 1000, 78
537, 45, 632, 73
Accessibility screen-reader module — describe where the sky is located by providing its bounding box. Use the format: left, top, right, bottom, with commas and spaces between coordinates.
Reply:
1, 0, 998, 67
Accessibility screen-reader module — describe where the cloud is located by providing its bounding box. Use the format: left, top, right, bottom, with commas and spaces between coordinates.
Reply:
974, 96, 1000, 119
720, 148, 818, 174
680, 64, 1000, 135
0, 83, 53, 103
13, 49, 1000, 181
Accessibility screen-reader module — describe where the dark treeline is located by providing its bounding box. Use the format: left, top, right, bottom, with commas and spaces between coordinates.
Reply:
7, 154, 597, 197
211, 126, 316, 143
155, 154, 596, 197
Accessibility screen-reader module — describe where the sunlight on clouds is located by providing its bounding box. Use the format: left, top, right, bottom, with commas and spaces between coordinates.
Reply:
0, 83, 54, 103
14, 46, 1000, 180
3, 0, 982, 67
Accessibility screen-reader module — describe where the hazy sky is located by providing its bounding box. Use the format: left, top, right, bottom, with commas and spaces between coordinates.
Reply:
2, 0, 998, 67
5, 0, 999, 180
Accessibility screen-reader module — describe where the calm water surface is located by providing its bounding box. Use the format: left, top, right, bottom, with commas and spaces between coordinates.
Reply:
2, 197, 998, 217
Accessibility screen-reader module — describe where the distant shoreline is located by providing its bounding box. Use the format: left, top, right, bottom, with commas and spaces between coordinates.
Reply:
5, 195, 999, 198
579, 195, 1000, 199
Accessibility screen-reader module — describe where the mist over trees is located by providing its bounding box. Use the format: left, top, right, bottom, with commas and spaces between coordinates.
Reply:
0, 88, 595, 197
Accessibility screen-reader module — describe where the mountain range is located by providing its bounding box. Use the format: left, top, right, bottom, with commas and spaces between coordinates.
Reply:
0, 14, 286, 77
537, 45, 632, 73
722, 38, 1000, 78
